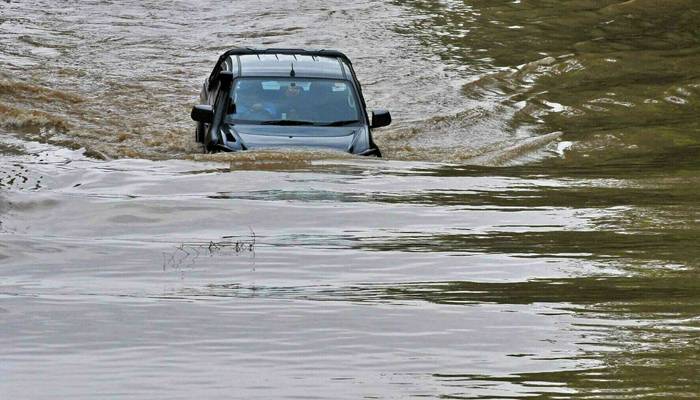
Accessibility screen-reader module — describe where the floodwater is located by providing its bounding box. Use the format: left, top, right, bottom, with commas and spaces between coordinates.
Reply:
1, 0, 698, 398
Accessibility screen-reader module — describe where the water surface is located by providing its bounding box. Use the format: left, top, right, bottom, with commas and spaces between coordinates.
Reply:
1, 1, 698, 398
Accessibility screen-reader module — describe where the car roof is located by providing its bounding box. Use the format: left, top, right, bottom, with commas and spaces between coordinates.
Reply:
216, 48, 355, 80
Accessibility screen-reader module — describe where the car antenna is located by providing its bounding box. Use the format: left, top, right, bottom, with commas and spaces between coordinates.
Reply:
290, 62, 296, 77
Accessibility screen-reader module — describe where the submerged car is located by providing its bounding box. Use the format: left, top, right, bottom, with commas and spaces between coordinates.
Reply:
191, 48, 390, 156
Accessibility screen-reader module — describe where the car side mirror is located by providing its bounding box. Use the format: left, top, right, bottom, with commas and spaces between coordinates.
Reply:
371, 110, 391, 128
191, 104, 214, 123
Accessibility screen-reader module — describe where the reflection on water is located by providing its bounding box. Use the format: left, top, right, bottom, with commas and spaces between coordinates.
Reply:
1, 137, 698, 398
1, 0, 699, 398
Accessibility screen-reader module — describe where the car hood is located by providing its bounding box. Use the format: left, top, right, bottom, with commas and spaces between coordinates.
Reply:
228, 124, 358, 152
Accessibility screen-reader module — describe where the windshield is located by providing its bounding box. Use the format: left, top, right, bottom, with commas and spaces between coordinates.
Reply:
227, 78, 362, 126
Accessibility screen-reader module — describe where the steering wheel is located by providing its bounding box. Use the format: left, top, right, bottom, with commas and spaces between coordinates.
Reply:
250, 103, 274, 120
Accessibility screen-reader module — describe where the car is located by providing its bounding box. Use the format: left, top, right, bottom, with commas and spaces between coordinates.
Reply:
190, 48, 390, 156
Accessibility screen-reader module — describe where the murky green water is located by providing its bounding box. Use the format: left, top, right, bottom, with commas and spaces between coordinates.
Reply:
1, 1, 698, 398
401, 0, 700, 166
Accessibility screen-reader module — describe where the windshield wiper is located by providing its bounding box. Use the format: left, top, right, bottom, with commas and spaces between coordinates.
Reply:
261, 119, 315, 126
318, 120, 360, 126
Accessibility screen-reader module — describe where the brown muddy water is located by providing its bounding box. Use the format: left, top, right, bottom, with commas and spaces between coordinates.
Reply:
1, 1, 699, 399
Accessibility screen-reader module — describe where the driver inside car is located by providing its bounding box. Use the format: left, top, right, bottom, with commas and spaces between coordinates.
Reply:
278, 82, 313, 120
231, 82, 277, 120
